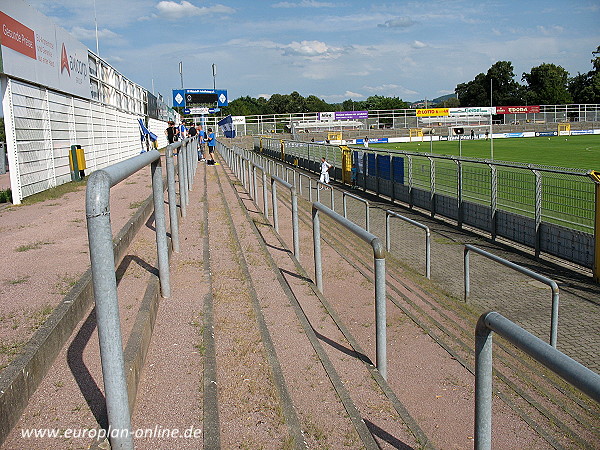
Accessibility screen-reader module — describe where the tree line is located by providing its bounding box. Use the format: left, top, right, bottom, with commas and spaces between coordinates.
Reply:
220, 45, 599, 116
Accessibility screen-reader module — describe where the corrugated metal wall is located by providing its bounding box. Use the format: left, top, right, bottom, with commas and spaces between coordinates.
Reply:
4, 78, 162, 204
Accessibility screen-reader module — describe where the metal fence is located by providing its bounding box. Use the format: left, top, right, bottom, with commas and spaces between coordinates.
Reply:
474, 311, 600, 450
255, 137, 597, 271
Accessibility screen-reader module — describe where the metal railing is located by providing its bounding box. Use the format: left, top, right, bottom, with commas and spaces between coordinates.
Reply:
464, 244, 560, 347
271, 175, 300, 258
86, 150, 173, 450
256, 137, 597, 272
474, 311, 600, 450
311, 202, 387, 379
385, 210, 431, 279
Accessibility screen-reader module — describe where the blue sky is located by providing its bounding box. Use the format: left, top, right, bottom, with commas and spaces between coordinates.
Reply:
27, 0, 600, 106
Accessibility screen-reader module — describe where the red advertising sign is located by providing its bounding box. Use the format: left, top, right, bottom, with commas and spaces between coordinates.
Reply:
0, 12, 36, 60
495, 106, 540, 114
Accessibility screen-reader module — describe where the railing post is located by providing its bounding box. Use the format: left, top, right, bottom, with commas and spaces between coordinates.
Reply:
590, 171, 600, 282
312, 207, 323, 292
474, 314, 493, 450
291, 186, 300, 259
262, 169, 269, 219
165, 146, 180, 253
151, 158, 171, 298
374, 255, 387, 380
464, 246, 470, 300
271, 178, 278, 232
534, 169, 542, 258
86, 170, 134, 450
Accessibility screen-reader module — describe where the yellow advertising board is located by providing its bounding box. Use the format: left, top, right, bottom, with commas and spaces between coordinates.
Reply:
416, 108, 449, 117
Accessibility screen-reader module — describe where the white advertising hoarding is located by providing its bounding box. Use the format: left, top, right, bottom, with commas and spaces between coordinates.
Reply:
0, 0, 91, 99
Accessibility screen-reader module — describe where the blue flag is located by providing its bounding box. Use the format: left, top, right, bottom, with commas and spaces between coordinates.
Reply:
138, 118, 157, 142
218, 115, 236, 138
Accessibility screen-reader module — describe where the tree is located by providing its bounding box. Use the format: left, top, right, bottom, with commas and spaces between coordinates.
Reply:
455, 61, 524, 107
487, 61, 524, 105
456, 73, 489, 106
522, 63, 572, 104
305, 95, 332, 113
569, 45, 600, 103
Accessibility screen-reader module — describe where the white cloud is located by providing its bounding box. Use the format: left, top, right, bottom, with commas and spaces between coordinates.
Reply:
272, 0, 336, 8
70, 26, 120, 41
537, 25, 564, 36
283, 40, 342, 59
156, 1, 235, 20
378, 17, 416, 28
411, 40, 427, 49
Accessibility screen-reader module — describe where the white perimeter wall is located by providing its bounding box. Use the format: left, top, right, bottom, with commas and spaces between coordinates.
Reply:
2, 77, 167, 204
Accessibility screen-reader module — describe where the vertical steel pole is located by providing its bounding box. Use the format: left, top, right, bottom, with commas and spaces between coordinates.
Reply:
464, 246, 470, 300
343, 193, 348, 219
152, 159, 171, 298
165, 147, 180, 253
475, 314, 493, 450
385, 213, 391, 252
425, 228, 431, 279
262, 170, 269, 219
312, 207, 323, 292
291, 187, 300, 259
86, 172, 133, 450
374, 256, 387, 380
550, 289, 559, 348
271, 179, 278, 232
177, 149, 187, 218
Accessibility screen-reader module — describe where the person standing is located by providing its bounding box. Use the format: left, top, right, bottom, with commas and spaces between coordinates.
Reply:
197, 125, 206, 161
319, 156, 332, 189
470, 129, 475, 140
206, 127, 216, 164
364, 136, 369, 148
165, 121, 177, 144
178, 121, 187, 139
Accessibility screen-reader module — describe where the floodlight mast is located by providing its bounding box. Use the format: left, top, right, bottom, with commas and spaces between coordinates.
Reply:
490, 77, 494, 160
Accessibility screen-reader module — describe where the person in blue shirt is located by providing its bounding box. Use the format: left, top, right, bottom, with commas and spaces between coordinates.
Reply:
206, 128, 216, 163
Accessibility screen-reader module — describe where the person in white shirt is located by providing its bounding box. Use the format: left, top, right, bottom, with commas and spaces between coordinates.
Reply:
319, 157, 332, 189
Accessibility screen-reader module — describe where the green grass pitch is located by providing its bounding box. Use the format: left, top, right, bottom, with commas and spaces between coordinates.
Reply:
371, 134, 600, 171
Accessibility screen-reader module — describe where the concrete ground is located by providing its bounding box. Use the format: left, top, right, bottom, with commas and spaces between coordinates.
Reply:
0, 145, 598, 449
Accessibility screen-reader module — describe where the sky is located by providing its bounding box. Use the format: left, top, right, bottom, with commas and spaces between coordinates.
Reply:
25, 0, 600, 106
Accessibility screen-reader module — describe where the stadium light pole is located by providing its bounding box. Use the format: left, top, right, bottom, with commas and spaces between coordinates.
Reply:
179, 61, 184, 89
490, 77, 494, 160
212, 64, 217, 90
93, 0, 99, 56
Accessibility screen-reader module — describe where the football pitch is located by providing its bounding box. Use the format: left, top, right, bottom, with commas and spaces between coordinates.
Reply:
371, 134, 600, 171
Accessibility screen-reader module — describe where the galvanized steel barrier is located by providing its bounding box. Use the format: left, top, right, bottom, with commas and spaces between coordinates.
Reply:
85, 137, 196, 449
464, 244, 560, 347
271, 175, 300, 258
474, 311, 600, 450
385, 210, 431, 279
86, 150, 169, 449
311, 202, 387, 380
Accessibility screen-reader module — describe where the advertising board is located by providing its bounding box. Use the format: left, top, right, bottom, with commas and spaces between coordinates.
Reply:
0, 1, 91, 99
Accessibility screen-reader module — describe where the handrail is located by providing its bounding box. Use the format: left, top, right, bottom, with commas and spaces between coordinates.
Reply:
475, 311, 600, 450
85, 149, 174, 449
311, 202, 387, 379
252, 163, 269, 218
385, 210, 431, 279
464, 244, 560, 347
